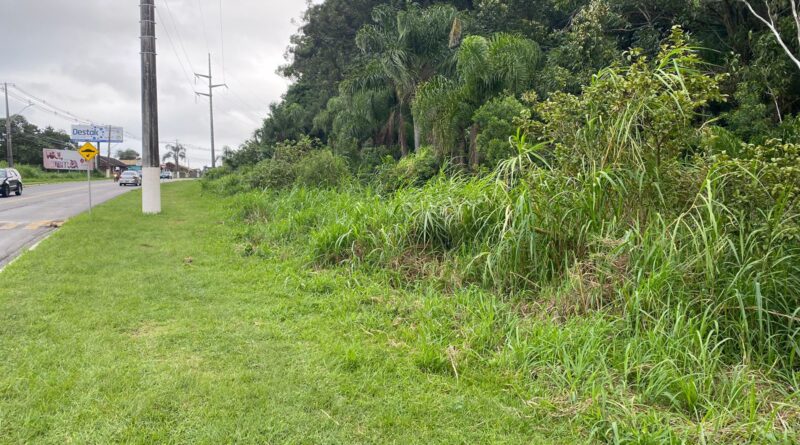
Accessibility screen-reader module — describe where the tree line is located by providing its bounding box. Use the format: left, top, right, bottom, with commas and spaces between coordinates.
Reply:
226, 0, 800, 169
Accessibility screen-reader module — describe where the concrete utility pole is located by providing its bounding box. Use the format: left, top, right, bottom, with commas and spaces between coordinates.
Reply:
195, 53, 226, 169
3, 83, 12, 167
175, 139, 180, 179
140, 0, 161, 214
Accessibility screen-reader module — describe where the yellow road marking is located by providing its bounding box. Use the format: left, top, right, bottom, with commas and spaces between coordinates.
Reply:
25, 221, 52, 230
0, 221, 64, 230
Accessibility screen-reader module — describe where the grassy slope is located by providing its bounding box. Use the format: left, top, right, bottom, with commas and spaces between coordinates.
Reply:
0, 182, 567, 444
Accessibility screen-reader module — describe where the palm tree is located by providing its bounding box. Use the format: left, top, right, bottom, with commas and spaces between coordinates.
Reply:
414, 33, 541, 167
162, 143, 186, 178
351, 3, 459, 156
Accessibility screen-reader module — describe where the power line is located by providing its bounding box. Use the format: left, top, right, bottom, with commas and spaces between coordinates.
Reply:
219, 0, 226, 83
10, 85, 96, 124
7, 84, 217, 163
5, 90, 92, 125
195, 0, 211, 54
155, 5, 196, 95
159, 0, 197, 74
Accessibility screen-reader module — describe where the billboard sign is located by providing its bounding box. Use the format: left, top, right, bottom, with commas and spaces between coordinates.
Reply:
70, 125, 124, 143
43, 149, 90, 171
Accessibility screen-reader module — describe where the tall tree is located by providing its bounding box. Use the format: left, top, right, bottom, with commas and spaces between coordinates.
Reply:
0, 116, 71, 166
117, 149, 140, 160
162, 143, 186, 177
740, 0, 800, 70
353, 3, 460, 155
414, 33, 541, 166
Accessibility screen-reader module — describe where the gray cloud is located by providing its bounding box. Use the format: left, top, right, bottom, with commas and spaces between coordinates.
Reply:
0, 0, 311, 166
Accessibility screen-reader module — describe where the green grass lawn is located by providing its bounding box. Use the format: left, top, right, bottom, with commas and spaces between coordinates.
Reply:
0, 182, 570, 444
25, 172, 112, 185
2, 181, 797, 444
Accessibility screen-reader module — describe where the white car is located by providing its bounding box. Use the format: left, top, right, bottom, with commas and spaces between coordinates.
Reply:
119, 171, 141, 186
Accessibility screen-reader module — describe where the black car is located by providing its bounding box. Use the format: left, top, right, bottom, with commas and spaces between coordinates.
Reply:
0, 168, 22, 197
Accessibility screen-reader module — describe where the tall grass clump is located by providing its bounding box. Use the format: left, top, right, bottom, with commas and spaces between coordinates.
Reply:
298, 32, 800, 379
216, 29, 799, 442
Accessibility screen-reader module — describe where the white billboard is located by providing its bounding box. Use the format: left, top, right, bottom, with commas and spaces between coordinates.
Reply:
43, 149, 91, 171
70, 125, 123, 143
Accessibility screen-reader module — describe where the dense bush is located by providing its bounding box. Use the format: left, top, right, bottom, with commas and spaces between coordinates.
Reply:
202, 166, 234, 181
201, 171, 248, 195
210, 17, 800, 441
295, 150, 350, 188
716, 139, 800, 223
472, 95, 527, 168
376, 146, 440, 192
239, 36, 800, 381
533, 28, 725, 176
248, 159, 296, 190
354, 145, 399, 178
204, 139, 351, 193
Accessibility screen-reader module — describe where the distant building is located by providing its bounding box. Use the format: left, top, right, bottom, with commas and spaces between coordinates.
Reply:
122, 159, 142, 172
96, 156, 129, 172
161, 162, 200, 178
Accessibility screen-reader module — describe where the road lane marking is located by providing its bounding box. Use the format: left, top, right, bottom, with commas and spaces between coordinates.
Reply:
0, 221, 64, 230
25, 221, 52, 230
0, 182, 126, 215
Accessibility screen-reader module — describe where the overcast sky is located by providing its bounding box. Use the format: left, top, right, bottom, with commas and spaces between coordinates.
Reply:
0, 0, 312, 168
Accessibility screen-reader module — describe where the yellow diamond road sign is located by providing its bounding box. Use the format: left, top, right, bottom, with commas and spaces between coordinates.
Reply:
78, 142, 99, 162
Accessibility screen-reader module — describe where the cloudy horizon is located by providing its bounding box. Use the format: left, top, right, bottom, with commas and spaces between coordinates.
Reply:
0, 0, 312, 168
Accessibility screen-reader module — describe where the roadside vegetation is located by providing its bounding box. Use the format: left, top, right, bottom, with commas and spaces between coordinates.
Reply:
0, 162, 111, 184
0, 183, 583, 443
3, 0, 800, 443
201, 1, 800, 442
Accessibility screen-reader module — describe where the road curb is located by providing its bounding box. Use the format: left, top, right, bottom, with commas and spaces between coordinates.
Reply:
0, 229, 57, 273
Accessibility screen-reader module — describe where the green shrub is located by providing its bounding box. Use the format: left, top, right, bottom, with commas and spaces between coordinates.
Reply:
202, 166, 233, 181
248, 159, 296, 190
356, 145, 399, 179
273, 136, 320, 164
472, 95, 527, 168
701, 126, 745, 157
377, 146, 440, 192
715, 139, 800, 227
14, 165, 43, 179
201, 172, 248, 195
532, 28, 725, 174
295, 150, 350, 188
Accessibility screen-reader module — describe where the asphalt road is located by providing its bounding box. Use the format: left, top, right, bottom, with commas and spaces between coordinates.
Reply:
0, 180, 134, 268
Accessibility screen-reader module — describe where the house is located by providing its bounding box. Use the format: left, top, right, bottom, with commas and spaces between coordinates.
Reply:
161, 162, 196, 178
122, 159, 142, 172
96, 156, 129, 173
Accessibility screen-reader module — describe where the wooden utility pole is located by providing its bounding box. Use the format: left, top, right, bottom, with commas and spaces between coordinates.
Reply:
195, 54, 226, 169
3, 83, 12, 167
140, 0, 161, 213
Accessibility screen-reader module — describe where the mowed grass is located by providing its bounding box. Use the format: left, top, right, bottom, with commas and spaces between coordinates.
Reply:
0, 181, 566, 444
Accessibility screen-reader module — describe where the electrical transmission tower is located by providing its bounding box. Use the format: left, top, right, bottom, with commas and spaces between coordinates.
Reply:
195, 54, 226, 169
